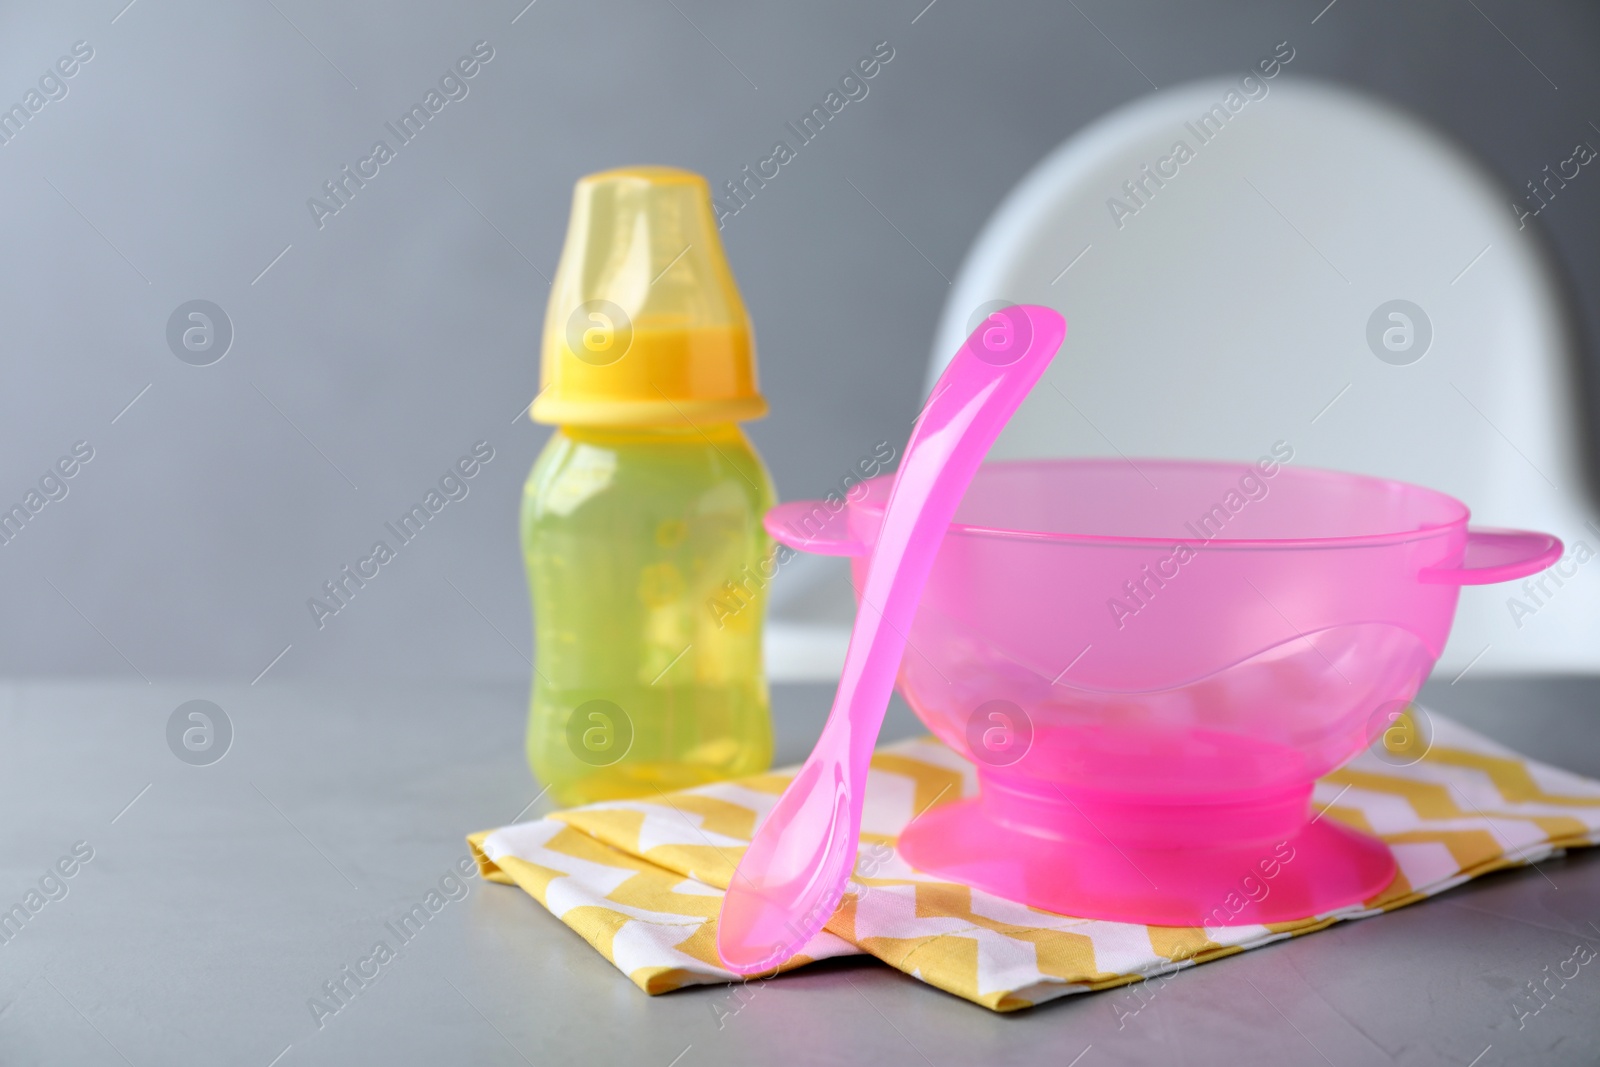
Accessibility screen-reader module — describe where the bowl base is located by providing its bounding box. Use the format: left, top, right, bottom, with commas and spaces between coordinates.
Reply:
896, 798, 1396, 927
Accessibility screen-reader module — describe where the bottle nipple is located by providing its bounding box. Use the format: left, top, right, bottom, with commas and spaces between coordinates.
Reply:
532, 166, 767, 427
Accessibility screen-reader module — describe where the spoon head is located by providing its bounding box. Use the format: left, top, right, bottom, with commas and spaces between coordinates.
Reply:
715, 754, 857, 975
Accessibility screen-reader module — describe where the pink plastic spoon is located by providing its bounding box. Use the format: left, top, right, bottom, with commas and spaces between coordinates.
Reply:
716, 304, 1066, 975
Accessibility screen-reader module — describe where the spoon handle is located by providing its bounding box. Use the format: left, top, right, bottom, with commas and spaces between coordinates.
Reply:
829, 307, 1067, 783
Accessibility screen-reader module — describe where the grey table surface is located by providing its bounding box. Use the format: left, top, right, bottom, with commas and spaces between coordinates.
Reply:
1, 676, 1597, 1067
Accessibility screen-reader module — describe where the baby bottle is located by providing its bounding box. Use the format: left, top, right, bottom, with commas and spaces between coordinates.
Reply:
523, 166, 776, 806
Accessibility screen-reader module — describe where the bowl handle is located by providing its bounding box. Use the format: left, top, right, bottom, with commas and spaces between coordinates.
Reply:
1420, 527, 1563, 585
763, 499, 871, 557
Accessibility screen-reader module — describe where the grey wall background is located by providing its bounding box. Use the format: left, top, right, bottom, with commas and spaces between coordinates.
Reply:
0, 0, 1597, 684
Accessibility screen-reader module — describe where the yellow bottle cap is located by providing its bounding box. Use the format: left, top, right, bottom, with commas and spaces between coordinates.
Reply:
531, 166, 768, 427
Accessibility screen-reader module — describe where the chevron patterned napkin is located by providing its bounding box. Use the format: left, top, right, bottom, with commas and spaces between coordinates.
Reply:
468, 709, 1600, 1012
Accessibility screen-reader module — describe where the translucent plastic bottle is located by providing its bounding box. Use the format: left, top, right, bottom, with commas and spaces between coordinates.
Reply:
523, 167, 776, 806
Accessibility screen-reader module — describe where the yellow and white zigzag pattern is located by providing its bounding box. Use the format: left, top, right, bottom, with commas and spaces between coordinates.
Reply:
469, 710, 1600, 1012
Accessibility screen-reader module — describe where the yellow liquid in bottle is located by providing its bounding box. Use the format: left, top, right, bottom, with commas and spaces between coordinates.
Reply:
523, 421, 775, 806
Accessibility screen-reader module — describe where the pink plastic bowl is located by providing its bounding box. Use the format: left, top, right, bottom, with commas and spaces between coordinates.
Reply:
767, 458, 1561, 926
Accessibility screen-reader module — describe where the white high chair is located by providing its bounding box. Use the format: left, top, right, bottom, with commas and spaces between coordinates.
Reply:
769, 77, 1599, 680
